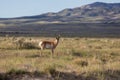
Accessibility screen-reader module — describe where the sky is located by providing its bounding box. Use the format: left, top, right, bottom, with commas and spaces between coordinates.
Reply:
0, 0, 120, 18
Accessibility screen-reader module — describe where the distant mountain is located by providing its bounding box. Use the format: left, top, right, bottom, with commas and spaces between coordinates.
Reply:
0, 2, 120, 23
0, 2, 120, 37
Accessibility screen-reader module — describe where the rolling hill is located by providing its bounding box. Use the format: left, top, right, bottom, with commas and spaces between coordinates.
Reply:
0, 2, 120, 24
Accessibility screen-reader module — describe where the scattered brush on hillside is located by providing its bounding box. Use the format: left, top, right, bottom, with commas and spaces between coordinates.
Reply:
0, 37, 39, 49
14, 38, 38, 49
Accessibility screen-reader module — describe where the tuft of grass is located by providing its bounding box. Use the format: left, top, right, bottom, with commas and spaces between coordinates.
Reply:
43, 64, 59, 79
71, 49, 91, 57
71, 49, 81, 56
73, 58, 88, 67
44, 64, 56, 75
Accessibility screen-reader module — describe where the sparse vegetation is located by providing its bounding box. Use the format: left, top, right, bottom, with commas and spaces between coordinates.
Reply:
0, 37, 120, 80
0, 23, 120, 38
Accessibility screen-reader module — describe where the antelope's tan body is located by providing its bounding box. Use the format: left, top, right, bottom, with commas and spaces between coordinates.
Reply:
39, 36, 60, 57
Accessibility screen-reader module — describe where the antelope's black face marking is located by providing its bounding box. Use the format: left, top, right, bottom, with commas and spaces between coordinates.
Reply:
56, 35, 60, 40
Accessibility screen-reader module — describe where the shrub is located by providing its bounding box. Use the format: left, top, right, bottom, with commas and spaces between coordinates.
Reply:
44, 65, 56, 74
15, 38, 25, 49
95, 46, 102, 49
72, 49, 90, 57
44, 64, 58, 78
71, 49, 81, 56
7, 68, 28, 75
23, 42, 37, 49
15, 38, 37, 49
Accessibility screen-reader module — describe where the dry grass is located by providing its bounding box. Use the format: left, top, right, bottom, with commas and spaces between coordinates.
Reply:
0, 37, 120, 80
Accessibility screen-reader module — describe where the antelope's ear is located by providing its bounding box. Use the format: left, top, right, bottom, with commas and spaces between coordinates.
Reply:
55, 34, 60, 38
58, 34, 61, 37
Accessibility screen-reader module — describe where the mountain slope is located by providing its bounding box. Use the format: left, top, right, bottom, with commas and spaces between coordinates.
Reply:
0, 2, 120, 23
18, 2, 120, 23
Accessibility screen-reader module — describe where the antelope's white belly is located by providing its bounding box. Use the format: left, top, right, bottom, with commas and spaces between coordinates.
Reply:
45, 44, 53, 49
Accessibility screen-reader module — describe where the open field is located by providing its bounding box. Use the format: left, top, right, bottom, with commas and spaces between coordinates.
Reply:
0, 37, 120, 80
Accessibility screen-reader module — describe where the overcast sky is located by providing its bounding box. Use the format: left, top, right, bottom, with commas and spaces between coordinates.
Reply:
0, 0, 120, 18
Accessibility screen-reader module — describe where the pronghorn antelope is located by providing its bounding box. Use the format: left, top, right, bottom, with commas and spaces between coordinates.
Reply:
39, 35, 60, 57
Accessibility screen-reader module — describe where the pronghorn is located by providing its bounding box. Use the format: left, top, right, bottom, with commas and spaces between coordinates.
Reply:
39, 35, 60, 57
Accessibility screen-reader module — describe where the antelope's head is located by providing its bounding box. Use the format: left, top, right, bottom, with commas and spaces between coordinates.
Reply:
56, 35, 61, 40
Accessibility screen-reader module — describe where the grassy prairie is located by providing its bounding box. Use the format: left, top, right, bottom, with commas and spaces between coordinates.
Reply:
0, 37, 120, 80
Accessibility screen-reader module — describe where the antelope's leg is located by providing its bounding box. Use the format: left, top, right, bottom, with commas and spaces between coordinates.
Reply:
40, 48, 43, 56
40, 50, 42, 56
51, 49, 54, 58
